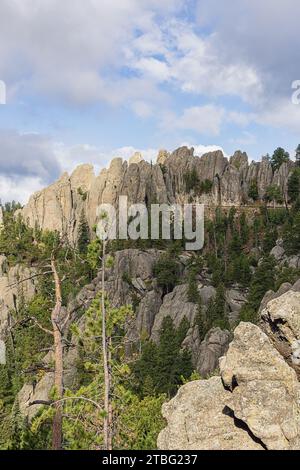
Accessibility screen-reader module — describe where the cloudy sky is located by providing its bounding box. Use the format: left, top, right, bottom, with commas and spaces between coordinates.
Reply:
0, 0, 300, 203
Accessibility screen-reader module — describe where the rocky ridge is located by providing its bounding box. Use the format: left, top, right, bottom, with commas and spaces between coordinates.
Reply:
19, 147, 294, 243
1, 146, 298, 444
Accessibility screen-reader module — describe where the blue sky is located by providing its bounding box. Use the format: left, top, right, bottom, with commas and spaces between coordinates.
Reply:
0, 0, 300, 202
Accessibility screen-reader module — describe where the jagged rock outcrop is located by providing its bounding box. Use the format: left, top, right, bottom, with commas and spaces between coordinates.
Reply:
261, 290, 300, 377
129, 151, 143, 166
158, 289, 300, 450
220, 322, 300, 450
197, 328, 231, 377
19, 147, 294, 242
226, 288, 248, 322
150, 285, 198, 342
271, 239, 300, 269
183, 327, 231, 378
21, 165, 94, 244
18, 373, 54, 421
157, 376, 263, 450
15, 247, 237, 419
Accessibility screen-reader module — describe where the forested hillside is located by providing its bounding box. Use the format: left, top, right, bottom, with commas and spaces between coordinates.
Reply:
1, 147, 300, 449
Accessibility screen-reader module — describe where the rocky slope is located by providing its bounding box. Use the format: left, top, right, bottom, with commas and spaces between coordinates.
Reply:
158, 283, 300, 450
1, 146, 298, 446
19, 147, 294, 243
14, 248, 240, 420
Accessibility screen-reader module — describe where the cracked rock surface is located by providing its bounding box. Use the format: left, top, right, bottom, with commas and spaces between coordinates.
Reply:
158, 289, 300, 450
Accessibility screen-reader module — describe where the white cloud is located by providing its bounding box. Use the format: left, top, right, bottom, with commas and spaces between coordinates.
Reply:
168, 26, 262, 103
54, 143, 103, 175
161, 105, 225, 136
229, 131, 256, 146
0, 175, 46, 205
196, 0, 300, 101
1, 0, 300, 193
257, 99, 300, 132
227, 111, 255, 127
110, 146, 158, 163
2, 0, 296, 138
0, 0, 180, 108
0, 1, 266, 118
134, 58, 170, 82
131, 100, 154, 118
129, 19, 263, 104
182, 143, 229, 159
0, 138, 161, 204
0, 129, 61, 181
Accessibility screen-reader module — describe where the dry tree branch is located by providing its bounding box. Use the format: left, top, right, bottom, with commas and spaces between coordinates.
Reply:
29, 396, 104, 412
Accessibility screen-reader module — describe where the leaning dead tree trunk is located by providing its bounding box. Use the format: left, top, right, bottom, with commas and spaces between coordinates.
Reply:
101, 238, 112, 450
9, 247, 74, 450
51, 256, 63, 450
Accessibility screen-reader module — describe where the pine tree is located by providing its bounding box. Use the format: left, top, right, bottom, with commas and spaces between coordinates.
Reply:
77, 211, 90, 254
187, 267, 199, 303
153, 252, 179, 294
248, 181, 259, 201
240, 256, 276, 323
283, 211, 300, 255
270, 147, 290, 171
264, 185, 283, 205
211, 283, 230, 331
195, 298, 206, 341
288, 168, 300, 203
133, 316, 192, 398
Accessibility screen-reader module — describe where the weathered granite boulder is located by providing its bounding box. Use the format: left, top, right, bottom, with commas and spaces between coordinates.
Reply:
18, 372, 54, 421
158, 376, 263, 450
261, 290, 300, 377
150, 284, 198, 342
194, 327, 231, 377
220, 322, 300, 450
135, 289, 163, 337
159, 290, 300, 451
270, 244, 285, 261
258, 282, 293, 314
226, 288, 247, 321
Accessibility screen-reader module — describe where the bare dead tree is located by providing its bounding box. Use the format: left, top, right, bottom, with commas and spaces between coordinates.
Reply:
9, 248, 72, 450
50, 255, 64, 450
101, 237, 112, 450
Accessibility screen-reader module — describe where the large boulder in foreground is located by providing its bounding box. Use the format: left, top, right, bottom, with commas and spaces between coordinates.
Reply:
157, 376, 262, 450
220, 323, 300, 450
158, 290, 300, 450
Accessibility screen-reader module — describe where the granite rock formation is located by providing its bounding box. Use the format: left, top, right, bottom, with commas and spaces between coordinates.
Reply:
19, 147, 293, 243
158, 288, 300, 450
